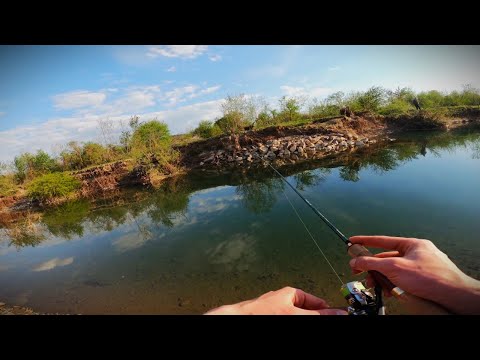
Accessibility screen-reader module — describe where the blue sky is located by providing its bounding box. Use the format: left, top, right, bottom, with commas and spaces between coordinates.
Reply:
0, 45, 479, 162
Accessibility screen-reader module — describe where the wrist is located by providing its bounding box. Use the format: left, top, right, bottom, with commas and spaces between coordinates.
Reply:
444, 276, 480, 315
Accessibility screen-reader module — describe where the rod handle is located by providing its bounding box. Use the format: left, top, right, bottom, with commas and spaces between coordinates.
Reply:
347, 244, 450, 315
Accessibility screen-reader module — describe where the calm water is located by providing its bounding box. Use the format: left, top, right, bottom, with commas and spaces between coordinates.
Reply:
1, 130, 479, 314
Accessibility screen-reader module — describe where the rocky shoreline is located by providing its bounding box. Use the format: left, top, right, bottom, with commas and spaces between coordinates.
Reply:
0, 302, 40, 315
198, 132, 384, 168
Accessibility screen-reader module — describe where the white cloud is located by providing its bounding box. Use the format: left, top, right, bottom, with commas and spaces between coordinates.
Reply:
146, 45, 208, 59
166, 66, 176, 72
0, 98, 224, 162
0, 111, 5, 117
33, 257, 74, 272
53, 91, 107, 110
280, 85, 332, 99
209, 54, 222, 62
328, 65, 340, 72
162, 85, 198, 106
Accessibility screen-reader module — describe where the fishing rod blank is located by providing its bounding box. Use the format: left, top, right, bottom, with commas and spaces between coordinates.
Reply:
267, 163, 350, 245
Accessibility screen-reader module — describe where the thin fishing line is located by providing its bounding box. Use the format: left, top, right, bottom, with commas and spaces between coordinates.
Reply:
281, 188, 344, 285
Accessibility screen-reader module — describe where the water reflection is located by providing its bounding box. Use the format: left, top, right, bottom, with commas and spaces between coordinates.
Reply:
1, 129, 479, 250
206, 233, 257, 271
33, 257, 74, 272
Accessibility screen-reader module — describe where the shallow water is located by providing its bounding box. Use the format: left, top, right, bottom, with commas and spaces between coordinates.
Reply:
1, 130, 479, 314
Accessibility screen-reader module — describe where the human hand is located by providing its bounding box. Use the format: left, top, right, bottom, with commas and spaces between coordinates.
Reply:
349, 235, 480, 315
204, 286, 348, 315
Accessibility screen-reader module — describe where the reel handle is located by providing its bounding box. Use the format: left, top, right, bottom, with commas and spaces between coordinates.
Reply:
347, 243, 451, 315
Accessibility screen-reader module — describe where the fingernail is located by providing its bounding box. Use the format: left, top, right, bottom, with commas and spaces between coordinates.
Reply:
334, 310, 348, 315
349, 258, 357, 268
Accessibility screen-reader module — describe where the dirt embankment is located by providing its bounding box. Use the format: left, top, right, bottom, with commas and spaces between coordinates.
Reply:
1, 112, 479, 215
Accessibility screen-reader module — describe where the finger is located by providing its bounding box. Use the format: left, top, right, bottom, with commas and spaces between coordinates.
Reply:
291, 288, 329, 309
290, 308, 347, 315
317, 308, 348, 315
349, 256, 400, 274
365, 274, 375, 288
349, 235, 415, 253
375, 251, 401, 258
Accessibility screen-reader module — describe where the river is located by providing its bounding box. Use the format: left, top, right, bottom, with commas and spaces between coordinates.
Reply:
1, 130, 479, 314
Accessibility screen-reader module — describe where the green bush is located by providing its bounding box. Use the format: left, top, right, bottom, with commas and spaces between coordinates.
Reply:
130, 120, 171, 150
378, 98, 413, 115
0, 175, 17, 197
14, 150, 59, 183
349, 86, 386, 112
27, 172, 80, 201
215, 111, 250, 134
193, 120, 223, 138
130, 120, 179, 170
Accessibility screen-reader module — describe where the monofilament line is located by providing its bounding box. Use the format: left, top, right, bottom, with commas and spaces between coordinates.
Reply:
282, 189, 344, 285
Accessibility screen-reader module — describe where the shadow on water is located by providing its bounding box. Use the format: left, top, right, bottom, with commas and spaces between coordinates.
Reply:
0, 129, 479, 314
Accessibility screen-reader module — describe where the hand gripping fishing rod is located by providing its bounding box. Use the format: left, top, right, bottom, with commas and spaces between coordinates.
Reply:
268, 163, 450, 315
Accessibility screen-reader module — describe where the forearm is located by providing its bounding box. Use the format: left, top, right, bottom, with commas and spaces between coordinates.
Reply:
440, 276, 480, 315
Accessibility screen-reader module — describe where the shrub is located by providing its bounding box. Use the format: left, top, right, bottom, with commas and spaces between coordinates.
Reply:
27, 172, 80, 202
130, 120, 179, 170
14, 150, 59, 183
0, 175, 17, 197
215, 111, 250, 134
193, 120, 223, 138
349, 86, 386, 112
379, 98, 413, 115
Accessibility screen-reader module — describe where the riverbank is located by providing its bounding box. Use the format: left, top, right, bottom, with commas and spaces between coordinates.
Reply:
1, 110, 479, 218
0, 301, 41, 315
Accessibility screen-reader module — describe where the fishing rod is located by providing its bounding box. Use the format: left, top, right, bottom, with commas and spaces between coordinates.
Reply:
266, 161, 449, 315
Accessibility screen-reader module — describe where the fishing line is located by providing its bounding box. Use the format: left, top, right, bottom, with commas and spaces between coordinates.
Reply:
281, 188, 344, 285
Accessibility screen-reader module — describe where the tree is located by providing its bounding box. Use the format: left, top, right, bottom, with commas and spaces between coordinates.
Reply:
279, 96, 301, 122
216, 94, 262, 134
120, 115, 140, 153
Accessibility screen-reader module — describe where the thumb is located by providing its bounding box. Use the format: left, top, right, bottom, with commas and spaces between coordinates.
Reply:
317, 308, 348, 315
349, 256, 398, 274
291, 308, 348, 315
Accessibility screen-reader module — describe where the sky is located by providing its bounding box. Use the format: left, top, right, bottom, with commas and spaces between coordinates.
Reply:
0, 45, 479, 162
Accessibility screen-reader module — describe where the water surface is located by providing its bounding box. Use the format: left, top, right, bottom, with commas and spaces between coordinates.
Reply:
1, 130, 479, 314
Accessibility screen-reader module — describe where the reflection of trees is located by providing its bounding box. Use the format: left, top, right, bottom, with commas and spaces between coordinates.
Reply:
236, 177, 284, 214
339, 163, 360, 182
473, 142, 480, 159
147, 189, 190, 227
294, 168, 331, 191
87, 206, 129, 232
337, 131, 480, 182
3, 220, 46, 248
4, 130, 479, 247
42, 200, 90, 239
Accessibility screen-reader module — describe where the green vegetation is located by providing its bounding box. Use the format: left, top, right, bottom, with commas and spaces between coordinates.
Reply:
27, 172, 81, 202
1, 85, 479, 205
14, 150, 59, 182
130, 120, 179, 174
192, 120, 223, 139
0, 174, 17, 197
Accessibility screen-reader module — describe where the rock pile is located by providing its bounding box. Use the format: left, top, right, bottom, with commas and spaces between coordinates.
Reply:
199, 133, 376, 167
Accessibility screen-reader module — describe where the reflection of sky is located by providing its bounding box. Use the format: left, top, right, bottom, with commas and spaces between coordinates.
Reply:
0, 136, 479, 299
206, 233, 257, 271
33, 257, 74, 272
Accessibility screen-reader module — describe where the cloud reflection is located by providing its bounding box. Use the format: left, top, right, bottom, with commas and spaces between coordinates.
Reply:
33, 257, 74, 272
206, 233, 257, 271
